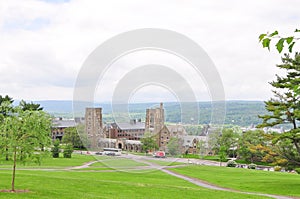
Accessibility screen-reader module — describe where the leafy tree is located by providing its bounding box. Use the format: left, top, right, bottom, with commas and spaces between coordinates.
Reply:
218, 128, 240, 158
0, 98, 14, 161
62, 126, 84, 149
0, 95, 14, 116
167, 137, 183, 156
19, 100, 43, 111
140, 132, 158, 153
238, 130, 275, 163
0, 108, 51, 191
219, 146, 227, 166
259, 29, 300, 53
197, 139, 206, 159
63, 143, 73, 158
207, 128, 222, 155
51, 139, 60, 158
257, 53, 300, 166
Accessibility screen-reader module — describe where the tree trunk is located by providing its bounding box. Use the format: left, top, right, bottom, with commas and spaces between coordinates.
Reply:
11, 148, 17, 192
6, 147, 9, 161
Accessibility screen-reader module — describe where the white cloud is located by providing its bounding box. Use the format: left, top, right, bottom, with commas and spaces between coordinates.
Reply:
0, 0, 299, 102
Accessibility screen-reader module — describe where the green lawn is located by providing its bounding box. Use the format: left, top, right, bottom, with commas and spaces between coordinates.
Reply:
0, 170, 269, 199
170, 165, 300, 197
0, 154, 96, 169
79, 157, 148, 171
145, 159, 185, 166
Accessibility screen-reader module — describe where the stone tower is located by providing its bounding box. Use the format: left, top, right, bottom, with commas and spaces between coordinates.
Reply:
145, 103, 165, 135
85, 108, 103, 148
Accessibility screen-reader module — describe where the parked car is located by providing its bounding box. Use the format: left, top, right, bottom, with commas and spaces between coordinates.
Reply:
153, 151, 166, 158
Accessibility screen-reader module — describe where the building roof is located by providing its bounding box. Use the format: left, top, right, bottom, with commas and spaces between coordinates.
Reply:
114, 122, 145, 130
182, 135, 207, 147
165, 124, 187, 136
52, 119, 76, 128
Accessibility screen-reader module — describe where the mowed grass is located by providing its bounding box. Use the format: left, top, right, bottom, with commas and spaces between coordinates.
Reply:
79, 157, 148, 171
0, 154, 96, 169
170, 165, 300, 197
145, 159, 185, 166
0, 169, 270, 199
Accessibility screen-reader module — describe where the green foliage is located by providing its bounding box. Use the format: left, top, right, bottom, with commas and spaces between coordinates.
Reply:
259, 29, 299, 53
0, 103, 52, 191
62, 126, 85, 149
237, 130, 275, 163
140, 132, 158, 152
182, 154, 200, 159
219, 146, 227, 162
295, 168, 300, 174
219, 128, 240, 157
274, 166, 282, 172
226, 160, 237, 167
19, 100, 43, 111
63, 143, 74, 158
51, 140, 60, 158
167, 137, 183, 156
258, 53, 300, 166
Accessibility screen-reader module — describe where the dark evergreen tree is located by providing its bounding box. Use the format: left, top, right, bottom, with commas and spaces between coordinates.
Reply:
19, 100, 43, 111
258, 53, 300, 166
51, 140, 60, 158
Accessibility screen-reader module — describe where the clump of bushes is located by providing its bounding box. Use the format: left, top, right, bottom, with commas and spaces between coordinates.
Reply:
51, 140, 60, 158
226, 160, 237, 167
248, 163, 257, 169
295, 168, 300, 174
63, 143, 74, 158
274, 166, 282, 172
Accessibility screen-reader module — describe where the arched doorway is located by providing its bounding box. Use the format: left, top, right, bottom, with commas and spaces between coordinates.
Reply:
118, 143, 122, 149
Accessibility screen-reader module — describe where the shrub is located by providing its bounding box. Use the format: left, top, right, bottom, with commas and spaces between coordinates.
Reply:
274, 166, 282, 172
248, 163, 257, 169
63, 143, 74, 158
295, 168, 300, 174
226, 160, 237, 167
51, 140, 60, 158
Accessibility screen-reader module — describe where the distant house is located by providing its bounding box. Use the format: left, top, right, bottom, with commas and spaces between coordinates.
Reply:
182, 135, 208, 155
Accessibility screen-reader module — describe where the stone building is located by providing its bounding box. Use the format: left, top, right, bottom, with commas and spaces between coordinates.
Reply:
83, 104, 211, 155
145, 103, 164, 135
158, 124, 187, 152
85, 107, 104, 149
108, 119, 145, 140
98, 138, 142, 152
182, 135, 208, 155
51, 118, 76, 140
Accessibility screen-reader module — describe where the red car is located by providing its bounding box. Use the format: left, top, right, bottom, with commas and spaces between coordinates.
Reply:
153, 151, 166, 158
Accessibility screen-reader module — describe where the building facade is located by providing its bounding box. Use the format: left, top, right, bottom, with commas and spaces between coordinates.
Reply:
85, 107, 104, 149
145, 102, 165, 135
51, 118, 76, 140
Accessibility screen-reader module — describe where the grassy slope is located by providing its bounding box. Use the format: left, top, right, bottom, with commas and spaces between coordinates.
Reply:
170, 165, 300, 197
0, 154, 96, 169
0, 170, 269, 199
0, 154, 271, 198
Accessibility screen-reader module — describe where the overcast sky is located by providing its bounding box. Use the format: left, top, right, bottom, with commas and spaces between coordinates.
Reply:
0, 0, 299, 103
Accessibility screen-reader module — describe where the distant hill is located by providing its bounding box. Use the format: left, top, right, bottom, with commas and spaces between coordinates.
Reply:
35, 100, 267, 127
